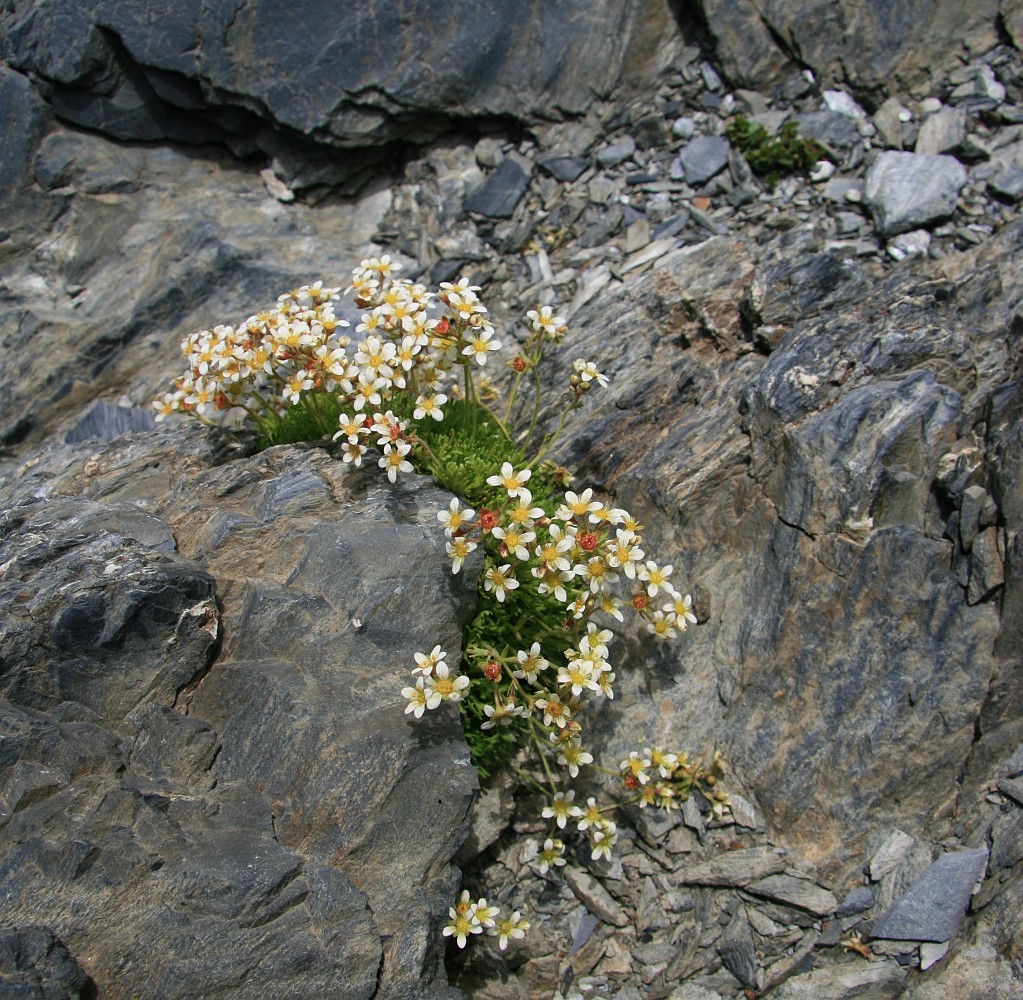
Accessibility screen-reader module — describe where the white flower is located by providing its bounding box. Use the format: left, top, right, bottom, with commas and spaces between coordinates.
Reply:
638, 559, 673, 597
541, 790, 583, 830
512, 643, 549, 685
401, 678, 428, 719
536, 837, 566, 874
483, 563, 519, 603
490, 911, 530, 950
446, 536, 478, 574
437, 498, 475, 537
461, 328, 501, 365
424, 663, 470, 709
413, 392, 447, 421
572, 358, 609, 387
412, 645, 446, 677
379, 441, 413, 483
486, 462, 532, 498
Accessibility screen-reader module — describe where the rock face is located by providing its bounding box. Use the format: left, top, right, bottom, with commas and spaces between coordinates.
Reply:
0, 0, 676, 189
687, 0, 1010, 98
0, 430, 479, 999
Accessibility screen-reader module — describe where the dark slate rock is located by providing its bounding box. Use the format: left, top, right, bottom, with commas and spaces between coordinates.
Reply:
0, 441, 480, 999
863, 151, 967, 236
578, 204, 623, 248
870, 848, 989, 942
836, 886, 875, 916
692, 0, 1004, 101
429, 258, 470, 285
625, 171, 659, 185
537, 154, 589, 183
34, 129, 144, 194
595, 136, 636, 168
1, 0, 655, 154
65, 400, 157, 443
677, 135, 731, 185
0, 65, 54, 238
718, 907, 758, 987
464, 157, 530, 218
990, 810, 1023, 872
0, 926, 93, 1000
797, 110, 862, 150
0, 496, 218, 723
987, 163, 1023, 203
653, 213, 690, 239
1005, 743, 1023, 778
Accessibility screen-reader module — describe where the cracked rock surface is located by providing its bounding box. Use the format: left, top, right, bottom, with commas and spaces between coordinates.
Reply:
0, 431, 479, 999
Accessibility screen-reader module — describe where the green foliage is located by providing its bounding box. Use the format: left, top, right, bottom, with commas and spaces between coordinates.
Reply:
412, 400, 522, 505
411, 398, 569, 776
458, 553, 574, 777
255, 394, 343, 450
725, 116, 829, 187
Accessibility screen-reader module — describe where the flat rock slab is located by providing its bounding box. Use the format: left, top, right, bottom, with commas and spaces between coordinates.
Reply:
537, 154, 589, 183
678, 846, 788, 885
768, 959, 908, 999
65, 400, 156, 443
746, 873, 839, 916
677, 135, 731, 185
464, 157, 531, 217
870, 847, 989, 942
864, 150, 967, 235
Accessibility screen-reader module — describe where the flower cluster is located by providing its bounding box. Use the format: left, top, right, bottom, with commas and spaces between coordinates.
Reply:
442, 891, 530, 951
154, 258, 726, 957
155, 258, 612, 490
404, 459, 729, 896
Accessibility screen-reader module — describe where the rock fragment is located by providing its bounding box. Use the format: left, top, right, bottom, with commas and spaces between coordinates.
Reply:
863, 151, 967, 235
464, 157, 531, 218
870, 847, 989, 942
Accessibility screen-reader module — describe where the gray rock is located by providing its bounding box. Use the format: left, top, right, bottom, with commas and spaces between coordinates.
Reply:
678, 846, 788, 886
587, 175, 618, 205
563, 867, 629, 927
797, 110, 861, 150
887, 229, 931, 261
968, 527, 1006, 603
0, 926, 93, 999
990, 809, 1023, 871
718, 907, 757, 987
915, 105, 968, 156
474, 136, 504, 169
690, 0, 1003, 100
864, 151, 967, 235
677, 136, 731, 185
870, 847, 989, 942
767, 960, 907, 999
596, 136, 636, 168
1005, 744, 1023, 779
0, 436, 479, 999
0, 66, 54, 222
746, 874, 839, 916
64, 401, 156, 443
672, 117, 697, 140
822, 176, 864, 202
836, 886, 875, 916
464, 157, 531, 218
872, 97, 912, 150
1, 0, 668, 174
536, 154, 589, 183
